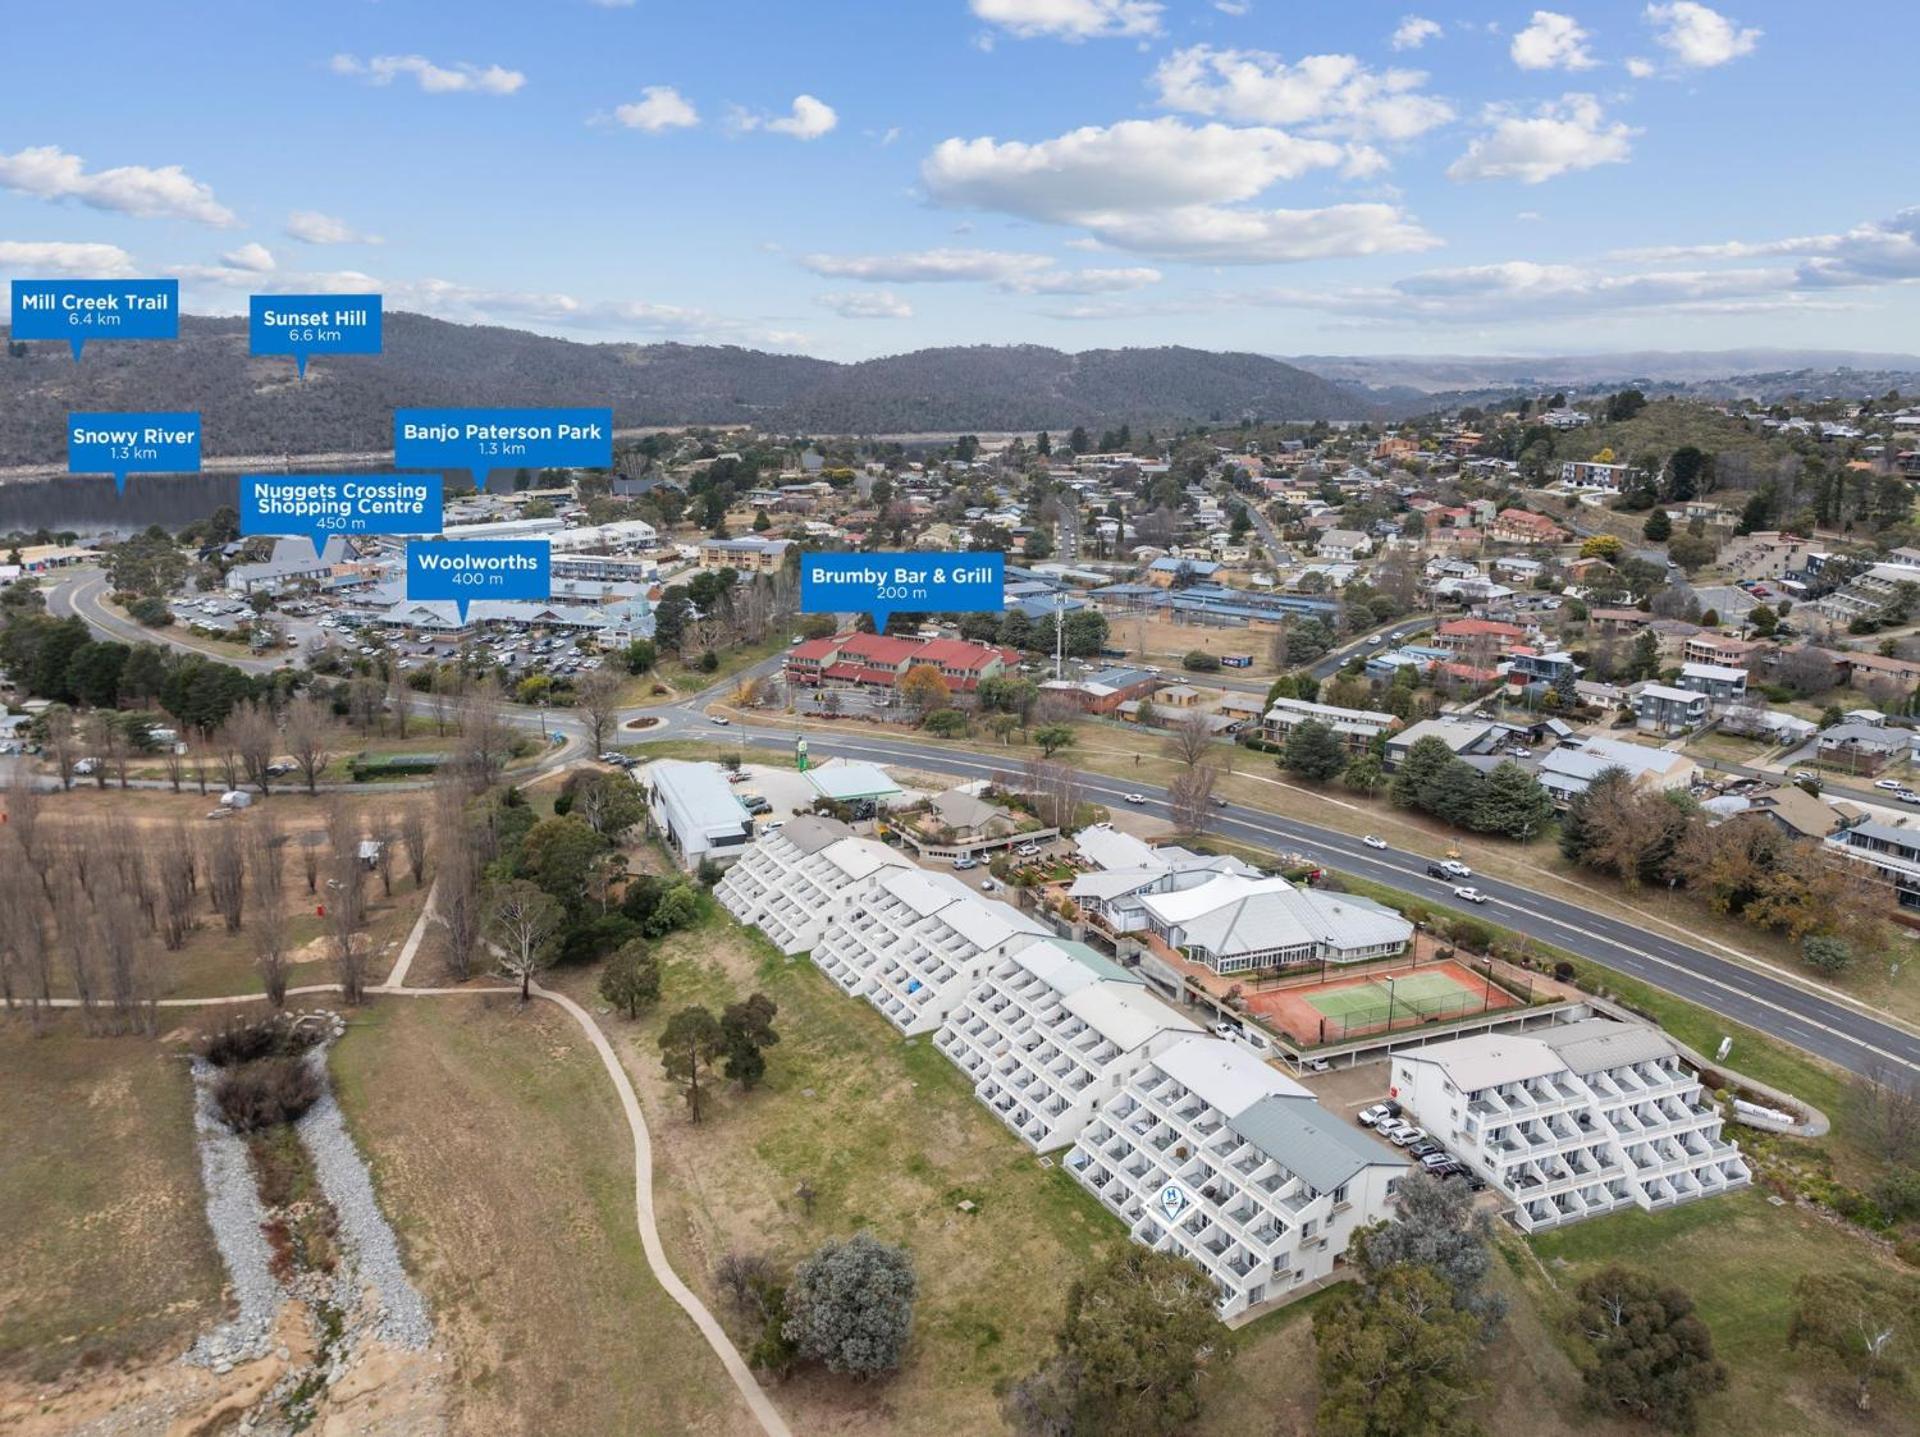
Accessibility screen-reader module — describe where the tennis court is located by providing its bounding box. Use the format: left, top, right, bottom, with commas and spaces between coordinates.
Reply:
1241, 958, 1521, 1047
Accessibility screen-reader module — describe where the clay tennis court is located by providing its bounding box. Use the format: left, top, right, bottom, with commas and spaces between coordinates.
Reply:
1241, 958, 1520, 1047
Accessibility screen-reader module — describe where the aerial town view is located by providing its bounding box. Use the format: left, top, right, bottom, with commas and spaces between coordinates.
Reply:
4, 4, 1920, 1436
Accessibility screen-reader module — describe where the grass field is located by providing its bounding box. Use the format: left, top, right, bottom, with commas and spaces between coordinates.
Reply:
329, 994, 757, 1436
0, 1018, 225, 1382
569, 915, 1123, 1435
1523, 1188, 1920, 1437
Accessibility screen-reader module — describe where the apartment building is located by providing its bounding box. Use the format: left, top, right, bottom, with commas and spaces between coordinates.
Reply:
1559, 459, 1633, 489
1634, 683, 1710, 736
812, 867, 1051, 1035
934, 939, 1202, 1152
714, 818, 911, 954
1827, 820, 1920, 911
1391, 1019, 1750, 1232
1488, 508, 1568, 545
699, 536, 791, 573
1068, 1036, 1406, 1318
1675, 661, 1749, 709
1260, 697, 1400, 752
642, 760, 754, 871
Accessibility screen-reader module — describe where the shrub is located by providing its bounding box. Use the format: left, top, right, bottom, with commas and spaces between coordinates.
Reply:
214, 1057, 322, 1133
196, 1015, 317, 1068
1181, 650, 1221, 672
127, 595, 173, 626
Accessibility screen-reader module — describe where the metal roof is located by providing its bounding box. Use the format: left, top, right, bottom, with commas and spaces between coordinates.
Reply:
1228, 1095, 1407, 1193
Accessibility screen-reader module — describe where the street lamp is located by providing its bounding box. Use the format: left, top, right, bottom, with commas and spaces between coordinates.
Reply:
538, 698, 550, 741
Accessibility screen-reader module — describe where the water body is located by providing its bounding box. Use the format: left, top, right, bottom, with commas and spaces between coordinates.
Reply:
0, 473, 239, 538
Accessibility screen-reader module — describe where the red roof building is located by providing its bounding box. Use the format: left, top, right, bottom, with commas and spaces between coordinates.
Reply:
785, 630, 1015, 692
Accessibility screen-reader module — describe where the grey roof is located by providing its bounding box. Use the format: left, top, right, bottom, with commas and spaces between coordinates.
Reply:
1532, 1018, 1677, 1075
777, 815, 854, 854
1227, 1095, 1407, 1193
1818, 722, 1906, 750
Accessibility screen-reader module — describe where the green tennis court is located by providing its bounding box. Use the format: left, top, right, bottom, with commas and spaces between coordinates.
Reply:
1305, 971, 1476, 1020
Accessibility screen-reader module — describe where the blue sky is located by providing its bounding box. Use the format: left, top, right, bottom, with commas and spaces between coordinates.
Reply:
3, 1, 1916, 359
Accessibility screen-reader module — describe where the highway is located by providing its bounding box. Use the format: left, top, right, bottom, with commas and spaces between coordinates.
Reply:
43, 582, 1920, 1083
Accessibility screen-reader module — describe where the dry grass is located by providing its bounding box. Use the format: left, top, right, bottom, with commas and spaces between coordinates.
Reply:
0, 1016, 225, 1381
328, 993, 756, 1436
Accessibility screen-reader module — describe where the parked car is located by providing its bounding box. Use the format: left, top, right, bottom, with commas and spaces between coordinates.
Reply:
1363, 834, 1388, 849
1388, 1125, 1427, 1148
951, 855, 978, 870
1421, 1152, 1459, 1172
1409, 1141, 1443, 1159
1453, 886, 1488, 904
1876, 778, 1902, 791
1377, 1119, 1415, 1144
1357, 1103, 1393, 1128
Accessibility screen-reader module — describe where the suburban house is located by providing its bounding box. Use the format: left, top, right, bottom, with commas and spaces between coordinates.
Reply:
933, 938, 1202, 1152
714, 818, 911, 954
1814, 718, 1908, 776
1488, 508, 1569, 545
1433, 617, 1529, 654
1384, 716, 1510, 769
1827, 820, 1920, 911
1536, 737, 1697, 806
1261, 697, 1400, 752
1391, 1019, 1750, 1232
811, 867, 1052, 1035
1315, 529, 1373, 563
642, 760, 755, 871
1069, 1036, 1406, 1318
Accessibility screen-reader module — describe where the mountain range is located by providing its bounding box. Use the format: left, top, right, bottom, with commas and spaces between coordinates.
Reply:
0, 313, 1377, 467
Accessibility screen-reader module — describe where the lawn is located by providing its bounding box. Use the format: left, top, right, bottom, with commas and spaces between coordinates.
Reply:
0, 1018, 225, 1382
1524, 1187, 1920, 1437
568, 914, 1125, 1435
328, 993, 758, 1436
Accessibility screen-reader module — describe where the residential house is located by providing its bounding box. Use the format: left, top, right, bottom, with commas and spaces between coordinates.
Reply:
1261, 698, 1400, 753
1489, 508, 1569, 545
1676, 662, 1749, 710
1315, 530, 1373, 563
1136, 873, 1413, 974
1536, 737, 1697, 806
1634, 684, 1710, 736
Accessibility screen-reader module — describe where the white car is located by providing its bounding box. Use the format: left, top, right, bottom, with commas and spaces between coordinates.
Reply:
1901, 791, 1920, 805
1123, 792, 1147, 805
1388, 1124, 1427, 1148
1452, 886, 1488, 904
1357, 1103, 1394, 1128
709, 715, 731, 726
1363, 834, 1388, 850
1439, 858, 1472, 878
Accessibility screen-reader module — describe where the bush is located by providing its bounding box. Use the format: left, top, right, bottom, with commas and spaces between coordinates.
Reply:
127, 595, 173, 626
196, 1015, 318, 1068
214, 1057, 322, 1133
1181, 650, 1221, 672
783, 1231, 917, 1378
1872, 1166, 1920, 1223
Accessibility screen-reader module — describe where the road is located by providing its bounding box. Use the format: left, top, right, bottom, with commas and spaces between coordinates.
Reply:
1309, 616, 1435, 679
49, 570, 291, 675
42, 587, 1920, 1082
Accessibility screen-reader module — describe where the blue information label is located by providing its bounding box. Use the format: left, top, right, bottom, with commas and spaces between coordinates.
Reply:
800, 550, 1004, 633
68, 410, 200, 496
11, 279, 178, 360
241, 474, 444, 557
393, 407, 613, 492
406, 539, 550, 622
249, 293, 382, 377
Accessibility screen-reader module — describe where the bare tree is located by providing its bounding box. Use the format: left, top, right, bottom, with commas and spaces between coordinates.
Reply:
247, 812, 284, 902
251, 885, 290, 1009
156, 825, 199, 951
399, 805, 430, 886
188, 743, 210, 796
326, 802, 369, 1003
299, 833, 322, 895
94, 866, 154, 1034
231, 702, 278, 797
347, 673, 383, 734
282, 692, 335, 796
456, 677, 515, 789
5, 770, 41, 868
161, 741, 185, 792
574, 666, 623, 754
49, 870, 97, 1030
83, 710, 116, 789
387, 667, 414, 739
1022, 757, 1082, 831
371, 812, 397, 898
1168, 762, 1219, 835
0, 831, 53, 1024
1856, 1064, 1920, 1167
487, 878, 563, 1002
210, 721, 244, 793
206, 818, 247, 932
1165, 708, 1216, 769
43, 705, 78, 790
434, 778, 483, 982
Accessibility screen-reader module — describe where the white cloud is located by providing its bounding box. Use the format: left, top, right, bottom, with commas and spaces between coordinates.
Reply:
1214, 0, 1252, 14
1510, 11, 1597, 71
1615, 209, 1920, 287
0, 144, 236, 227
1151, 45, 1454, 142
969, 0, 1163, 41
218, 242, 276, 273
1390, 16, 1442, 51
284, 210, 381, 245
1447, 95, 1632, 184
1645, 3, 1759, 69
922, 117, 1434, 263
0, 240, 138, 279
815, 290, 914, 319
330, 53, 525, 96
735, 94, 837, 140
799, 247, 1161, 294
612, 85, 699, 132
1625, 56, 1657, 78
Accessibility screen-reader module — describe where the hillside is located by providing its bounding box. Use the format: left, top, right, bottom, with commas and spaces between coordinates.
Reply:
0, 314, 1377, 465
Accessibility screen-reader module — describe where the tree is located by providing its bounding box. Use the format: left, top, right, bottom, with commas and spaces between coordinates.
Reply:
1351, 1172, 1503, 1325
1789, 1270, 1916, 1414
900, 664, 952, 717
1626, 630, 1662, 682
721, 992, 780, 1088
1281, 719, 1348, 782
1343, 752, 1385, 795
1643, 509, 1672, 542
573, 666, 623, 753
1748, 603, 1777, 637
282, 692, 333, 795
599, 939, 661, 1018
1473, 761, 1553, 841
659, 1004, 725, 1122
518, 815, 610, 914
783, 1231, 917, 1379
1034, 723, 1076, 758
1167, 763, 1219, 834
487, 878, 563, 1002
1390, 735, 1456, 811
1313, 1264, 1488, 1437
1002, 1247, 1230, 1437
1580, 534, 1625, 562
1801, 933, 1854, 975
1572, 1266, 1725, 1433
625, 637, 658, 674
1165, 708, 1215, 769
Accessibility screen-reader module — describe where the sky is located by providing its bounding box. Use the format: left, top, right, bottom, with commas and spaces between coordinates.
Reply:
2, 1, 1916, 361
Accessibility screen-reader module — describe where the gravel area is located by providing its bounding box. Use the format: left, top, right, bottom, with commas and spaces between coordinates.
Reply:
185, 1058, 283, 1369
295, 1044, 433, 1351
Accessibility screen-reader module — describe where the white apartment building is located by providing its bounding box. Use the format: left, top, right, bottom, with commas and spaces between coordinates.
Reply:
642, 760, 754, 871
1068, 1036, 1406, 1318
1261, 697, 1400, 752
935, 939, 1202, 1152
1391, 1019, 1750, 1232
812, 867, 1051, 1035
714, 817, 911, 954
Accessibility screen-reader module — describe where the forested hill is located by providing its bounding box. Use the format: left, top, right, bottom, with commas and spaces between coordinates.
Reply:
0, 314, 1379, 465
